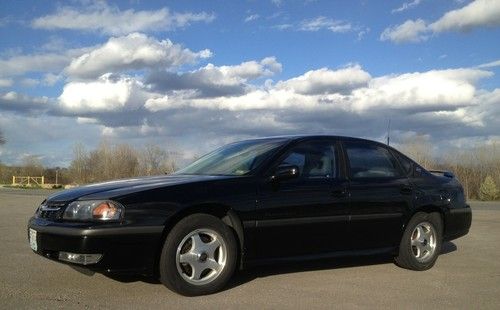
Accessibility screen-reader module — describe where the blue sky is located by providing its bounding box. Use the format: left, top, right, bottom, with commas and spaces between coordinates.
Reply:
0, 0, 499, 167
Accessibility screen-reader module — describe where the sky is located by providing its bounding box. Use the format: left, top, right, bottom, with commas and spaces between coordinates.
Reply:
0, 0, 499, 167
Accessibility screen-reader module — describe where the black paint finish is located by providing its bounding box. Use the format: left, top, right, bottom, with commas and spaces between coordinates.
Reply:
27, 135, 472, 275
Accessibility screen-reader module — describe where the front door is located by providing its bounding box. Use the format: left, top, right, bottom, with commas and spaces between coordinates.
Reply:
255, 139, 350, 259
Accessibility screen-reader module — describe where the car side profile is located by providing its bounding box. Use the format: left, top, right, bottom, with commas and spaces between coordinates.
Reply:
28, 135, 472, 295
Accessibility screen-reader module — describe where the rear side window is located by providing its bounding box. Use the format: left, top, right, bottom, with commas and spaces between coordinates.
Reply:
394, 152, 413, 175
344, 141, 402, 178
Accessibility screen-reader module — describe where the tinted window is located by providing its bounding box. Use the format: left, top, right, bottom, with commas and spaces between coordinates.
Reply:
279, 141, 335, 178
345, 142, 402, 178
394, 152, 413, 174
176, 139, 287, 176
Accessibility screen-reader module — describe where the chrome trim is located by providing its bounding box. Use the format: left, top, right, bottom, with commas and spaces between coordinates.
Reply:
39, 204, 62, 211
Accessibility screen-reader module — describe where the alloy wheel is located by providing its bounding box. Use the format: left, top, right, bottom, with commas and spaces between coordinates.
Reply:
410, 222, 437, 263
175, 229, 227, 286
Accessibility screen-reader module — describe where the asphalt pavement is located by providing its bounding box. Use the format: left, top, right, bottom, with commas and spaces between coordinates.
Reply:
1, 187, 499, 309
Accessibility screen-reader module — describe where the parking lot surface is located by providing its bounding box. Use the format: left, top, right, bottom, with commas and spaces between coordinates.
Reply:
1, 187, 499, 309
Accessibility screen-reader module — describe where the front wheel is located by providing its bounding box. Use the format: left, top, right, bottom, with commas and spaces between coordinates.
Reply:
159, 214, 237, 296
395, 212, 443, 271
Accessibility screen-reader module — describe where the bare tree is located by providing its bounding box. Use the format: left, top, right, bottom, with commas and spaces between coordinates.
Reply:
138, 144, 177, 175
21, 155, 44, 176
0, 129, 5, 145
111, 144, 139, 179
398, 135, 434, 169
139, 144, 167, 175
69, 143, 89, 184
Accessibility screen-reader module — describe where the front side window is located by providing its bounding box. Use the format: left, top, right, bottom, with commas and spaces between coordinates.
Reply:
344, 141, 402, 178
278, 141, 336, 178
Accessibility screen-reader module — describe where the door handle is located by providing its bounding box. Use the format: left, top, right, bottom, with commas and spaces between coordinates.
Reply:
332, 187, 348, 198
400, 185, 413, 195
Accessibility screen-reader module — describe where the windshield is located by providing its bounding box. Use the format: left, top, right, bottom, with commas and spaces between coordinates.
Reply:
175, 138, 288, 176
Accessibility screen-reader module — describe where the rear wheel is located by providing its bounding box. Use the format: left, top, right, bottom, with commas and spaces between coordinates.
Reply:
159, 214, 237, 296
395, 212, 443, 271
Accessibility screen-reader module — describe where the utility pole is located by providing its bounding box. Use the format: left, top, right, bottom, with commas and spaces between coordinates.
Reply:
55, 169, 59, 186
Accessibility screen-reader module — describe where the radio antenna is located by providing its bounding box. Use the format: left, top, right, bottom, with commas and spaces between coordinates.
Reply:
386, 119, 391, 146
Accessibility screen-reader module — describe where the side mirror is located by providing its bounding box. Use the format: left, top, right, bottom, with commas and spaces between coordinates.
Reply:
414, 165, 423, 177
272, 164, 300, 181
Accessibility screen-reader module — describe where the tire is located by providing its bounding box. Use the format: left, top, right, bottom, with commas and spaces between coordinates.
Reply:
159, 213, 237, 296
395, 212, 443, 271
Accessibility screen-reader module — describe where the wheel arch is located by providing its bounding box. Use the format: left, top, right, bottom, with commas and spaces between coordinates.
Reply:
404, 205, 446, 233
154, 203, 245, 275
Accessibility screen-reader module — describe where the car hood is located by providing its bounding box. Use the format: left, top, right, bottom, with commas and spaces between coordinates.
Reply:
46, 174, 234, 202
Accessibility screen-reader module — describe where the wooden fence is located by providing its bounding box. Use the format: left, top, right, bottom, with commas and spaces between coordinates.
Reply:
12, 176, 45, 186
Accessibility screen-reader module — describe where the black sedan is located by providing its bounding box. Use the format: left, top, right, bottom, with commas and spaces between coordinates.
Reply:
28, 135, 471, 295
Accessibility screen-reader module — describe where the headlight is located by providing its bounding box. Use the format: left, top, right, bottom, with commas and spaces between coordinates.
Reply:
63, 200, 124, 221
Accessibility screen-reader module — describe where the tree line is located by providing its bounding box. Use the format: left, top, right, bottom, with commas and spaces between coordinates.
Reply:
69, 142, 178, 184
0, 132, 498, 200
0, 141, 178, 186
398, 136, 499, 201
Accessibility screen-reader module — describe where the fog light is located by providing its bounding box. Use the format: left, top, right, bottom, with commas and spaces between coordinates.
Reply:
58, 252, 102, 265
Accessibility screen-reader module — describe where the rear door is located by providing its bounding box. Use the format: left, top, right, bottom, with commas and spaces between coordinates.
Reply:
342, 140, 412, 250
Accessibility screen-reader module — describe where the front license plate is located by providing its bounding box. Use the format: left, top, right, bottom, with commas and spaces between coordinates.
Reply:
29, 228, 37, 252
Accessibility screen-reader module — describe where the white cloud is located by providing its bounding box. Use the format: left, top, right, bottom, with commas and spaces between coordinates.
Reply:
392, 0, 422, 14
0, 46, 92, 77
351, 68, 492, 111
66, 33, 212, 79
382, 0, 500, 43
76, 117, 98, 124
0, 78, 13, 87
219, 57, 282, 80
0, 16, 12, 27
43, 73, 62, 86
146, 57, 282, 97
380, 19, 428, 43
58, 73, 155, 112
299, 17, 352, 33
271, 0, 283, 7
0, 91, 50, 113
55, 56, 494, 124
477, 59, 500, 69
142, 65, 493, 116
429, 0, 500, 32
274, 17, 363, 36
21, 78, 39, 87
276, 65, 371, 95
32, 2, 215, 35
272, 24, 293, 30
144, 96, 171, 112
244, 14, 260, 23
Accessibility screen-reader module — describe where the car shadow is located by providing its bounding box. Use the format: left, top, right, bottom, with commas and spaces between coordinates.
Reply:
226, 254, 394, 291
440, 241, 458, 255
75, 241, 457, 290
226, 241, 457, 291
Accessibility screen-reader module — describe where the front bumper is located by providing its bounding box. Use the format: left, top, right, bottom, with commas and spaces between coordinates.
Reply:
28, 217, 164, 275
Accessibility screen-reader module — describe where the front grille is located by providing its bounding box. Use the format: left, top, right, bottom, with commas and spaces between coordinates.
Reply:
38, 209, 65, 220
37, 202, 66, 220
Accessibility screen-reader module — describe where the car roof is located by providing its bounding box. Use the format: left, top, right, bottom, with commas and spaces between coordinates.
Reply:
238, 134, 402, 155
242, 134, 382, 144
